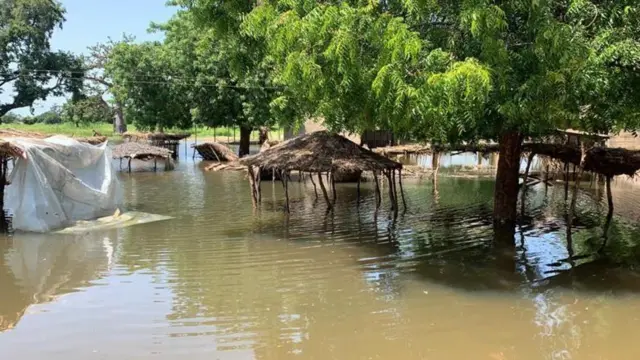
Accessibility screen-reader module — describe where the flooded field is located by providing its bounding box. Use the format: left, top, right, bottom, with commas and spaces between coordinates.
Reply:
2, 144, 640, 359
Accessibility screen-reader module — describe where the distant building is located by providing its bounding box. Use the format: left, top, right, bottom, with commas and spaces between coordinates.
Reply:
607, 131, 640, 150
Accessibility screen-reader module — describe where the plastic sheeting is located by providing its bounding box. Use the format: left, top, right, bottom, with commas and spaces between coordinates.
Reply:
54, 211, 173, 234
5, 136, 123, 232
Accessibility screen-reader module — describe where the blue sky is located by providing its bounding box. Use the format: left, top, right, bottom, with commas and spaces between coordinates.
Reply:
6, 0, 177, 116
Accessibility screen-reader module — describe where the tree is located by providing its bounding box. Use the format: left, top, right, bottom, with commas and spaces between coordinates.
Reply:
0, 0, 84, 118
105, 41, 192, 132
164, 2, 285, 157
62, 95, 114, 127
85, 36, 136, 133
240, 0, 640, 238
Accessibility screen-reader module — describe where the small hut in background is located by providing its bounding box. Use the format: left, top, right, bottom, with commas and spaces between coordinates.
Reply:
239, 131, 405, 213
122, 132, 190, 159
193, 142, 239, 162
112, 142, 173, 173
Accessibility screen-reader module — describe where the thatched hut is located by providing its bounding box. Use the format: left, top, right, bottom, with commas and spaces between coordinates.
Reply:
122, 132, 190, 159
239, 131, 405, 212
112, 142, 173, 172
193, 142, 239, 162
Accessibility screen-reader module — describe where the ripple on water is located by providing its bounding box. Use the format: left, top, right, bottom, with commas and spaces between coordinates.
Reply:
3, 156, 640, 359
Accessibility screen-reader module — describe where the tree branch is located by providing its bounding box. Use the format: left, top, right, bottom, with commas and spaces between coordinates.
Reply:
84, 75, 113, 87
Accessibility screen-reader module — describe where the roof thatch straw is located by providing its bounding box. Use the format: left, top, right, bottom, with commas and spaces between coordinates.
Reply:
239, 131, 402, 172
0, 140, 26, 158
122, 132, 191, 142
112, 142, 172, 160
193, 142, 239, 162
0, 128, 107, 145
0, 129, 107, 158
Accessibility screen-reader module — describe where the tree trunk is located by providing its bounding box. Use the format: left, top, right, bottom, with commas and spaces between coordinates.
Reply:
155, 123, 164, 133
239, 126, 252, 158
113, 101, 127, 134
258, 126, 269, 145
493, 131, 523, 231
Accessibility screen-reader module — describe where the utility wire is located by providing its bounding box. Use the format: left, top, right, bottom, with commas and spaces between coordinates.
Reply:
0, 69, 281, 90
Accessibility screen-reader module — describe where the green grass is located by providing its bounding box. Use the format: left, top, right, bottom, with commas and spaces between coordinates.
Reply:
0, 123, 285, 142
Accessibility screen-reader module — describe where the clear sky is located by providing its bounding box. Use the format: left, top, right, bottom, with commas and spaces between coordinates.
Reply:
6, 0, 177, 116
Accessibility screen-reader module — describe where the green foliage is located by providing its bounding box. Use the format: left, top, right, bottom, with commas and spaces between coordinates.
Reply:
104, 41, 192, 131
0, 0, 84, 117
62, 95, 114, 127
0, 113, 21, 124
238, 0, 640, 143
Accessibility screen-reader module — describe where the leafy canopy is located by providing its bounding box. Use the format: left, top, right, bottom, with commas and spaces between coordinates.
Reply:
237, 0, 640, 142
0, 0, 84, 117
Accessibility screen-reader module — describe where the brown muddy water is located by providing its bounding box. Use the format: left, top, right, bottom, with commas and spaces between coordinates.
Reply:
2, 143, 640, 359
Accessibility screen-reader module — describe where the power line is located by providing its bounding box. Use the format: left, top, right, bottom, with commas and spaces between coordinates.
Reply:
0, 69, 281, 90
0, 70, 284, 90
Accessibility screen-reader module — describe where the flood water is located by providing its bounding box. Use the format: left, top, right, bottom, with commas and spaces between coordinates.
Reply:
2, 143, 640, 359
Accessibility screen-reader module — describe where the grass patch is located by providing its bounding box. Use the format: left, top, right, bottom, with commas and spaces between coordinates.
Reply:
0, 123, 286, 141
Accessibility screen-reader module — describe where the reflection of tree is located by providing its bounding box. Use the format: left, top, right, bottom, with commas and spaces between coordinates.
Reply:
0, 231, 117, 332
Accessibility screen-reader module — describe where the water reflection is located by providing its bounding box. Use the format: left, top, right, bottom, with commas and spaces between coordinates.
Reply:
0, 230, 117, 331
1, 148, 640, 359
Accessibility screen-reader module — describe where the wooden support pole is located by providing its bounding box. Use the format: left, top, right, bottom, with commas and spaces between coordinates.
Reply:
255, 167, 262, 203
398, 169, 407, 210
606, 176, 613, 218
309, 172, 318, 199
373, 171, 382, 209
330, 171, 337, 204
317, 172, 333, 211
154, 158, 157, 172
247, 166, 258, 208
601, 176, 614, 251
128, 158, 132, 173
520, 152, 535, 216
567, 146, 587, 246
385, 170, 396, 212
390, 169, 399, 210
283, 171, 290, 213
119, 158, 122, 170
0, 157, 6, 233
563, 163, 569, 201
432, 152, 440, 186
356, 176, 361, 206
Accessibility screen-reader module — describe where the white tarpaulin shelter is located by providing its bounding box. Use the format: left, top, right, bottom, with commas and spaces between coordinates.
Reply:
4, 136, 123, 232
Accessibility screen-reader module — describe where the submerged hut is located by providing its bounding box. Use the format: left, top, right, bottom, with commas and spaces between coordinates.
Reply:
0, 130, 111, 233
112, 142, 173, 173
239, 131, 405, 212
193, 142, 238, 162
122, 132, 190, 159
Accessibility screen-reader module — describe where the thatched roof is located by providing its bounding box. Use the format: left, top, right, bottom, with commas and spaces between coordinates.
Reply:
193, 142, 239, 161
112, 142, 172, 160
0, 140, 25, 158
0, 128, 107, 158
0, 128, 107, 144
239, 131, 402, 172
122, 132, 191, 142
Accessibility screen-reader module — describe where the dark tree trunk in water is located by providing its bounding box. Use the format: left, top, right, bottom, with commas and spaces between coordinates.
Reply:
113, 101, 127, 134
239, 126, 252, 158
493, 131, 523, 242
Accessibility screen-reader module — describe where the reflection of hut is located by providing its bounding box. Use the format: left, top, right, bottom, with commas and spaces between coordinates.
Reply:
239, 131, 406, 213
122, 132, 190, 159
192, 142, 238, 162
112, 142, 173, 173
